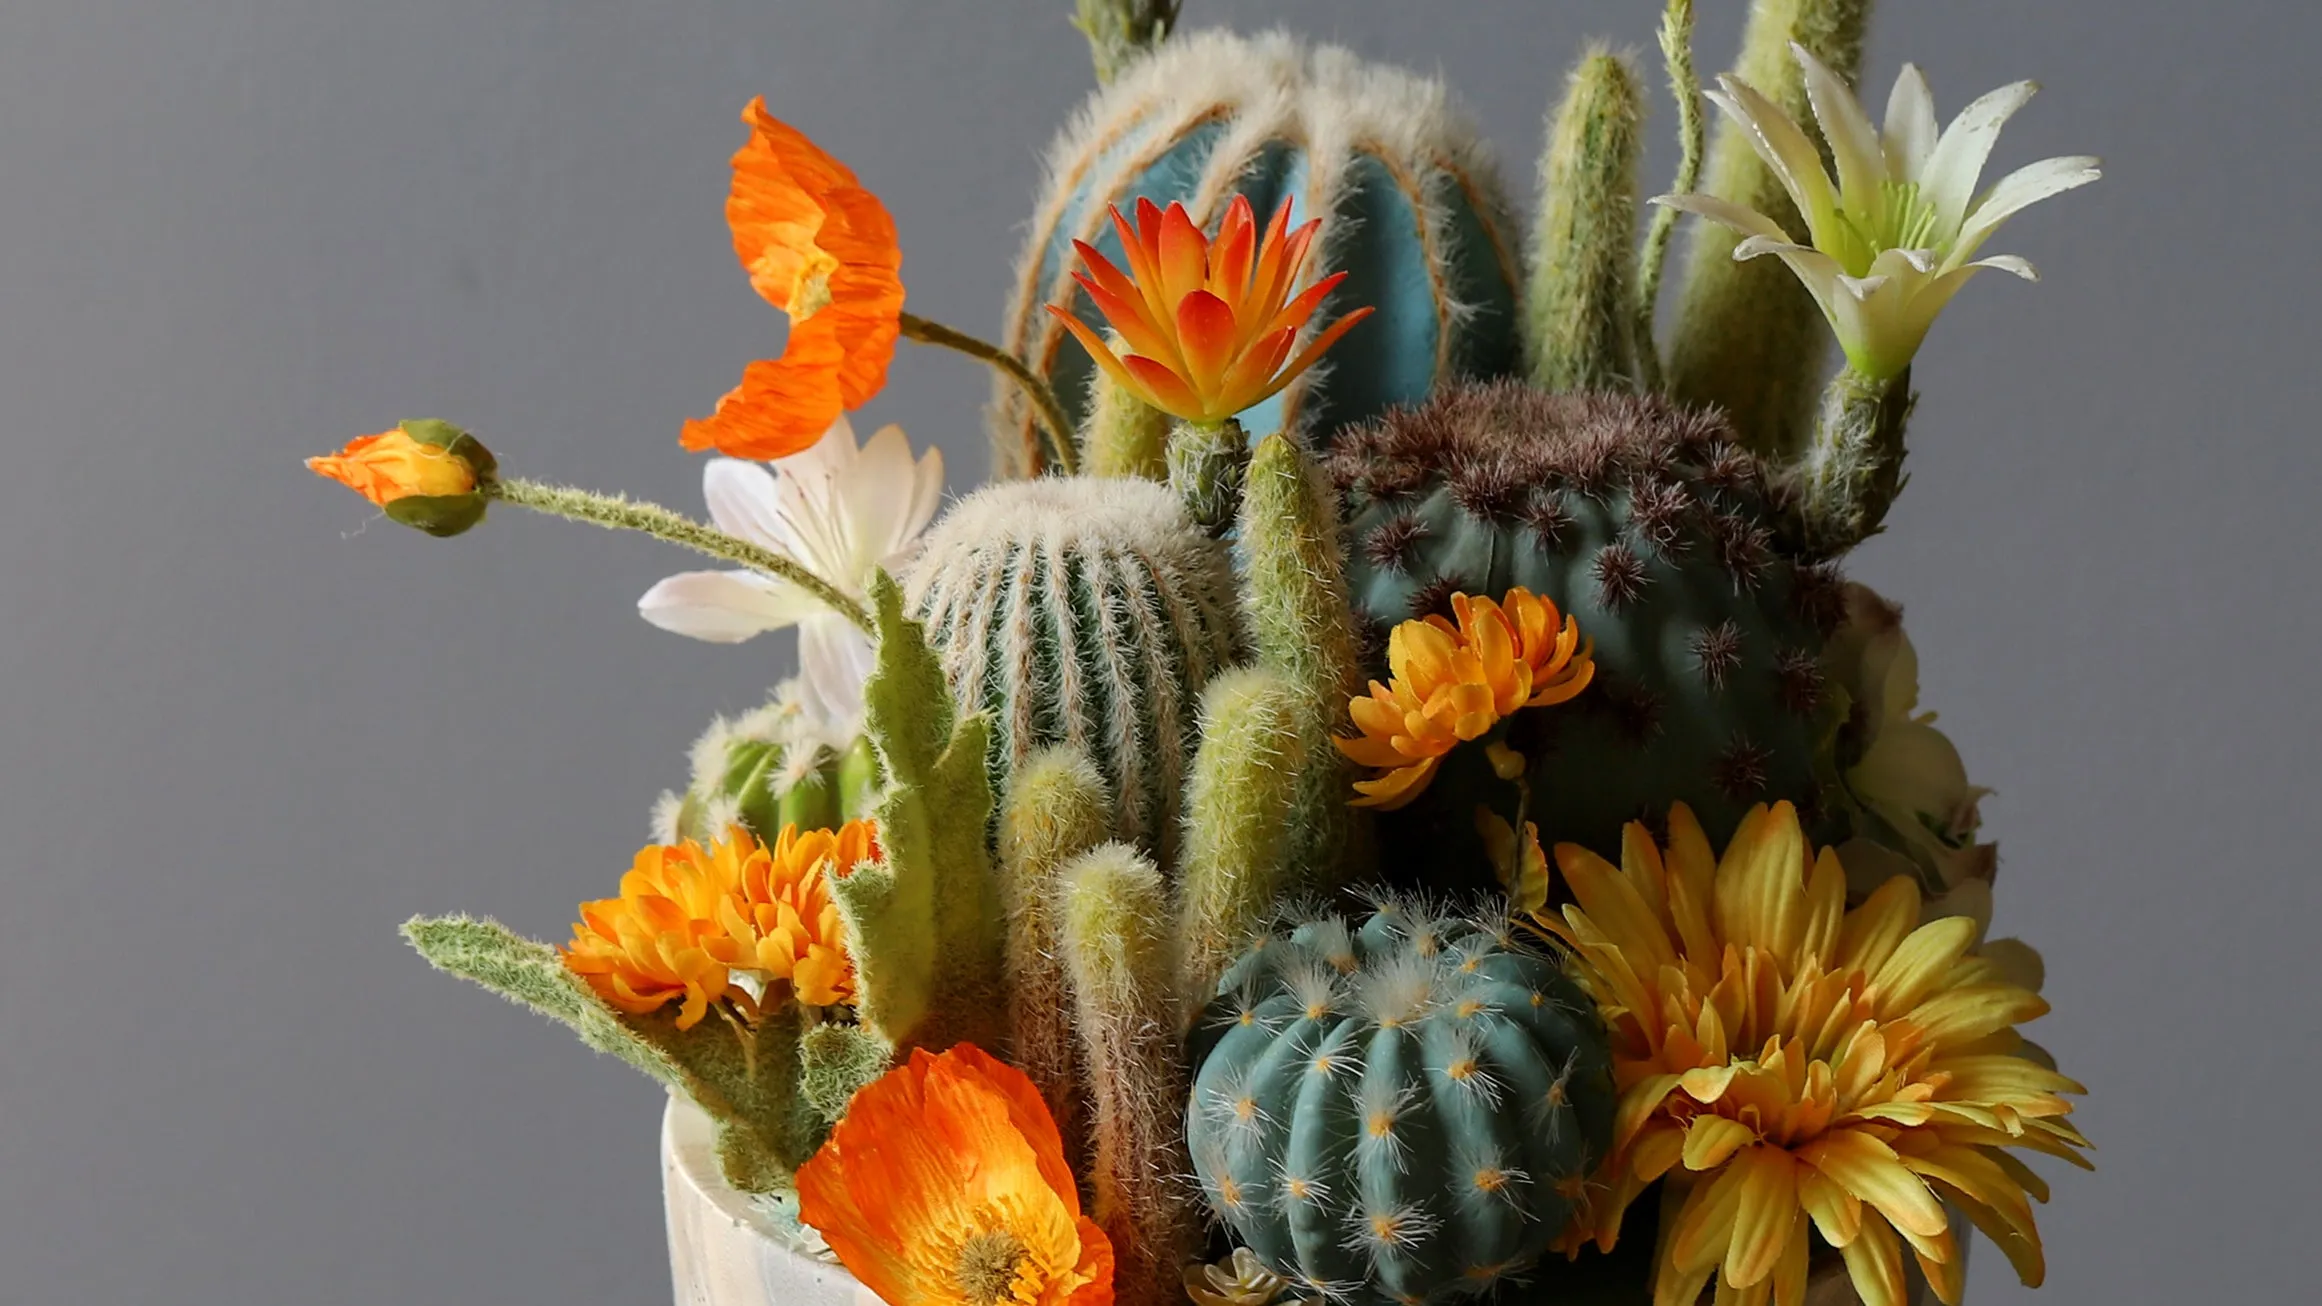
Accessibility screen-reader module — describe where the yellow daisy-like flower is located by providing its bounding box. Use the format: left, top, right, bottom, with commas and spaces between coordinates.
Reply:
563, 837, 747, 1030
1335, 588, 1594, 809
1542, 802, 2089, 1306
709, 820, 876, 1008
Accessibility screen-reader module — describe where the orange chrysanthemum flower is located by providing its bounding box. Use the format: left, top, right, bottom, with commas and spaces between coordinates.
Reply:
1335, 587, 1594, 809
1047, 195, 1373, 426
681, 100, 906, 460
306, 429, 476, 506
1543, 803, 2090, 1306
563, 835, 747, 1030
708, 820, 876, 1008
798, 1044, 1115, 1306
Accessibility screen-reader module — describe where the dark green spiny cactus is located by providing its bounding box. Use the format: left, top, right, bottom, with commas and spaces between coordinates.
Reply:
1185, 900, 1614, 1305
1329, 381, 1845, 865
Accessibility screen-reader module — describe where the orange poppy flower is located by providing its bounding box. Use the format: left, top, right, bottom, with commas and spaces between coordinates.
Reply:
1336, 587, 1594, 809
797, 1044, 1114, 1306
707, 820, 876, 1008
1047, 195, 1373, 426
307, 429, 476, 506
681, 100, 906, 460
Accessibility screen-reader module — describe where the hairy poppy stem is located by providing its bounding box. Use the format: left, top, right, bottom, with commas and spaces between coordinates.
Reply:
1635, 0, 1702, 390
488, 478, 874, 634
898, 312, 1079, 475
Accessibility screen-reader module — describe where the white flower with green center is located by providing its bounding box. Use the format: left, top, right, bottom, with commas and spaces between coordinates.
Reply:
1657, 43, 2101, 380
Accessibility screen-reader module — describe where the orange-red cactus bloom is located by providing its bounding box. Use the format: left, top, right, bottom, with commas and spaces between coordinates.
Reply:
306, 430, 476, 506
798, 1044, 1115, 1306
1336, 587, 1594, 809
708, 820, 876, 1008
1047, 195, 1373, 426
562, 837, 747, 1030
681, 100, 905, 460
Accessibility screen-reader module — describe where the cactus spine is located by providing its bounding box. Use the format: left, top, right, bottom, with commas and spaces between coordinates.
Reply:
996, 745, 1115, 1163
1184, 902, 1616, 1305
1526, 48, 1646, 394
1666, 0, 1873, 459
904, 476, 1241, 865
1175, 667, 1307, 1000
1060, 843, 1199, 1306
997, 28, 1522, 474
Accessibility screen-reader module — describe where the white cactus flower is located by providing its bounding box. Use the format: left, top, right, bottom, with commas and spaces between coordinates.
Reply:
1657, 43, 2101, 380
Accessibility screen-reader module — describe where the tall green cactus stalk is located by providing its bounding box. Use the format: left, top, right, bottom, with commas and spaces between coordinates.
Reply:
903, 477, 1241, 865
1666, 0, 1874, 459
1059, 843, 1199, 1306
1787, 366, 1915, 558
1526, 48, 1646, 394
1072, 0, 1180, 85
996, 745, 1114, 1165
1174, 667, 1307, 1000
1085, 366, 1172, 480
828, 574, 1007, 1054
1234, 435, 1364, 890
1634, 0, 1704, 388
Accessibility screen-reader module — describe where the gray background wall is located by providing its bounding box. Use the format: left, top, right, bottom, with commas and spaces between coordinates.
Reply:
0, 1, 2308, 1302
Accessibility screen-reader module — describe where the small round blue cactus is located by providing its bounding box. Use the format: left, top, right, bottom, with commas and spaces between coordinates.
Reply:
1185, 900, 1614, 1306
994, 28, 1524, 472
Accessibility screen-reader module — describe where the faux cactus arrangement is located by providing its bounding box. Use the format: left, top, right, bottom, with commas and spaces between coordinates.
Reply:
305, 4, 2102, 1306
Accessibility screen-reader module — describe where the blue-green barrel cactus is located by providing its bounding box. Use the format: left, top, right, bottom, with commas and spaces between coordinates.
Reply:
1185, 900, 1614, 1305
993, 28, 1524, 474
1327, 381, 1847, 867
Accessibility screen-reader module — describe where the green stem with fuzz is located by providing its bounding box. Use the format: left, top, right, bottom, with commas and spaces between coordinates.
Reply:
1635, 0, 1702, 390
1072, 0, 1180, 85
1784, 365, 1914, 559
489, 478, 871, 634
899, 311, 1078, 475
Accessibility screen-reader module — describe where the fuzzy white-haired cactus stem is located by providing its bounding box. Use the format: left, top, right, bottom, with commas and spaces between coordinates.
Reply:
1526, 48, 1647, 394
1174, 666, 1307, 1000
1059, 842, 1199, 1306
996, 27, 1523, 473
904, 476, 1241, 865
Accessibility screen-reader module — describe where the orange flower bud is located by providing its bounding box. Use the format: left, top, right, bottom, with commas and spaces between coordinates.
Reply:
307, 419, 496, 537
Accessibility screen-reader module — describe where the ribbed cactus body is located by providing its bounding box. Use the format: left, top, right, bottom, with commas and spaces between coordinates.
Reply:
995, 28, 1523, 472
902, 476, 1240, 863
1185, 902, 1614, 1305
655, 701, 879, 847
1329, 382, 1844, 864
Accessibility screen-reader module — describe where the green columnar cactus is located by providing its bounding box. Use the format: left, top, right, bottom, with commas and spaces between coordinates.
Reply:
996, 745, 1115, 1164
903, 476, 1241, 865
1072, 0, 1180, 85
1184, 901, 1615, 1305
1085, 366, 1173, 480
1175, 666, 1307, 1000
1665, 0, 1872, 459
1526, 48, 1646, 394
1329, 381, 1845, 864
995, 27, 1522, 474
827, 574, 1008, 1054
1060, 843, 1199, 1306
1234, 435, 1364, 889
655, 700, 880, 846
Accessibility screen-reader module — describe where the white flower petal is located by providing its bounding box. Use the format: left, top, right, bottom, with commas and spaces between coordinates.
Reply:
1920, 79, 2039, 235
1963, 253, 2039, 282
846, 423, 935, 568
1883, 64, 1939, 181
797, 617, 876, 738
702, 458, 793, 552
1950, 155, 2101, 262
1709, 77, 1841, 247
1793, 43, 1885, 212
1654, 192, 1793, 244
638, 570, 819, 643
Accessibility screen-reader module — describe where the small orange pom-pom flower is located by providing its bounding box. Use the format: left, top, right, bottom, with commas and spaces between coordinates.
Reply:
681, 100, 906, 461
708, 820, 876, 1008
306, 419, 497, 536
562, 836, 747, 1030
798, 1044, 1114, 1306
1335, 587, 1594, 809
1047, 195, 1373, 426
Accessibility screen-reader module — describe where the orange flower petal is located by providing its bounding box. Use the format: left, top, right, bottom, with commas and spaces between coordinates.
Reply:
1174, 289, 1240, 401
1121, 353, 1204, 418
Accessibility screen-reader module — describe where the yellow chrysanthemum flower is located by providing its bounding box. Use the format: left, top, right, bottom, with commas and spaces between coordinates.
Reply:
1335, 588, 1594, 809
1542, 802, 2088, 1306
563, 837, 747, 1029
709, 820, 876, 1008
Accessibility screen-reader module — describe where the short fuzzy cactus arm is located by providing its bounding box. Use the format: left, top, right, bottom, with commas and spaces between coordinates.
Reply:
1526, 47, 1646, 394
1059, 844, 1199, 1306
1168, 419, 1249, 535
1235, 434, 1364, 890
1176, 667, 1307, 1000
996, 745, 1114, 1162
831, 573, 1007, 1054
1784, 366, 1915, 558
1072, 0, 1179, 85
1666, 0, 1873, 460
402, 916, 824, 1193
1085, 367, 1172, 480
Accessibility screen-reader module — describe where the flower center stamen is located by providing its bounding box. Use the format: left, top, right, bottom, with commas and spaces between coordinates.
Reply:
953, 1230, 1034, 1306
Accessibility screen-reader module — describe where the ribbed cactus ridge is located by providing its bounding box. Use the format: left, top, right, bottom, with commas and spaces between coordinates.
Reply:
655, 701, 880, 847
1184, 901, 1615, 1305
1525, 47, 1646, 394
903, 476, 1240, 864
1329, 381, 1845, 863
995, 27, 1523, 473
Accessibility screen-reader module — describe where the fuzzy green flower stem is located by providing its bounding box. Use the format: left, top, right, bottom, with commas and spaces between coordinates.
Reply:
1073, 0, 1180, 85
488, 478, 872, 634
1785, 365, 1914, 558
1635, 0, 1703, 390
1526, 47, 1646, 394
898, 311, 1078, 475
1667, 0, 1873, 460
1166, 418, 1247, 535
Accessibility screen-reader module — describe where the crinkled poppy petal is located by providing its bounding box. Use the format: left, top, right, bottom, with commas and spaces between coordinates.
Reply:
679, 319, 850, 460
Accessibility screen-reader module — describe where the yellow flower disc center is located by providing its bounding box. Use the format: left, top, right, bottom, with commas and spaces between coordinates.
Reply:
952, 1229, 1034, 1306
784, 247, 841, 321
